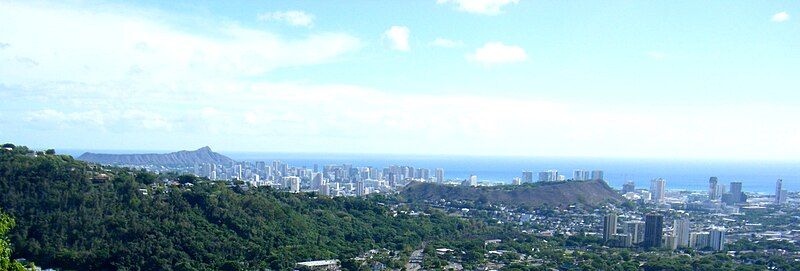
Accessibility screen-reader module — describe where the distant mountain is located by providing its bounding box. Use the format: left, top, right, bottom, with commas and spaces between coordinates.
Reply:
77, 146, 235, 166
402, 180, 624, 208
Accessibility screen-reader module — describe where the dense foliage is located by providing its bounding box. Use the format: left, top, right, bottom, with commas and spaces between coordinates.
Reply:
0, 146, 473, 270
0, 210, 25, 271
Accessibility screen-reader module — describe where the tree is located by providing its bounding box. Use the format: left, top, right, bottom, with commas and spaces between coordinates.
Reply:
0, 211, 25, 271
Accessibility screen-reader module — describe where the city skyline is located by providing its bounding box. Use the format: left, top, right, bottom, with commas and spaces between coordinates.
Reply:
2, 1, 800, 159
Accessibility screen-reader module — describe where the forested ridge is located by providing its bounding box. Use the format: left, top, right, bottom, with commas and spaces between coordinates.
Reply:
0, 145, 486, 270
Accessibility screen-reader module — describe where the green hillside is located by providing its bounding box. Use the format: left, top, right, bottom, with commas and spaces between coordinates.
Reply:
0, 145, 478, 270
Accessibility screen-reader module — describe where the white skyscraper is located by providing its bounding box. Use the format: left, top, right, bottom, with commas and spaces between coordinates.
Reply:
538, 170, 558, 182
591, 170, 604, 181
356, 181, 366, 196
603, 214, 618, 241
650, 178, 666, 203
234, 164, 243, 180
673, 218, 691, 247
710, 227, 726, 251
320, 183, 330, 196
624, 221, 645, 244
435, 168, 444, 183
708, 177, 719, 200
775, 179, 787, 204
573, 170, 589, 181
468, 175, 477, 186
690, 232, 710, 249
312, 172, 324, 190
288, 176, 301, 193
522, 171, 534, 183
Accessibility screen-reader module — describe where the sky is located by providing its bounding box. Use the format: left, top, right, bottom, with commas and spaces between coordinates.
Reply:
1, 0, 799, 160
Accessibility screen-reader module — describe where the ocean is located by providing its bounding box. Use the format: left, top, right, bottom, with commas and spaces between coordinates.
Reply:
62, 149, 799, 193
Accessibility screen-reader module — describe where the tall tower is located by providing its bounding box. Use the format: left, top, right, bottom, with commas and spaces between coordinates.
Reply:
603, 213, 618, 242
708, 177, 719, 200
522, 171, 534, 183
622, 181, 635, 193
650, 178, 666, 203
435, 168, 444, 184
356, 180, 366, 196
573, 169, 589, 181
591, 170, 604, 181
709, 227, 726, 251
673, 218, 691, 247
312, 172, 324, 190
643, 213, 663, 248
775, 179, 786, 204
625, 221, 645, 244
730, 181, 743, 203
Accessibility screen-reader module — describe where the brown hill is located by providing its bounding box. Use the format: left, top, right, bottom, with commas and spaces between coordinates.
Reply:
78, 146, 234, 166
401, 180, 624, 208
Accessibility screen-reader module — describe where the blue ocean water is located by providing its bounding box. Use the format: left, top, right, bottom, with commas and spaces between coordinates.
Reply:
61, 149, 800, 193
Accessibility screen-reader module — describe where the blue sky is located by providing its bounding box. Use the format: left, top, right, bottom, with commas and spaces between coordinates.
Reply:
1, 0, 799, 159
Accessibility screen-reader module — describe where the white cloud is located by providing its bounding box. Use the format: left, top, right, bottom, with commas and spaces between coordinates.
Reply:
258, 10, 315, 27
15, 80, 800, 159
25, 109, 173, 131
646, 51, 667, 60
0, 2, 360, 85
437, 0, 519, 15
431, 38, 463, 48
467, 42, 527, 64
772, 11, 790, 22
384, 26, 410, 51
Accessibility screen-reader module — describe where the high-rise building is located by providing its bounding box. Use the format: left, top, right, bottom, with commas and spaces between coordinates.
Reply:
650, 178, 666, 203
522, 171, 534, 183
312, 172, 325, 190
538, 170, 558, 182
708, 177, 719, 200
591, 170, 604, 181
776, 179, 787, 205
673, 218, 691, 247
624, 221, 645, 244
724, 181, 744, 204
512, 177, 522, 185
234, 164, 243, 180
640, 190, 652, 202
663, 234, 677, 250
356, 181, 366, 196
288, 177, 301, 193
417, 168, 430, 180
435, 168, 444, 183
622, 181, 635, 193
690, 232, 710, 249
613, 233, 632, 247
603, 214, 618, 241
643, 213, 664, 248
468, 175, 477, 186
709, 227, 726, 251
573, 170, 589, 181
320, 183, 330, 196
